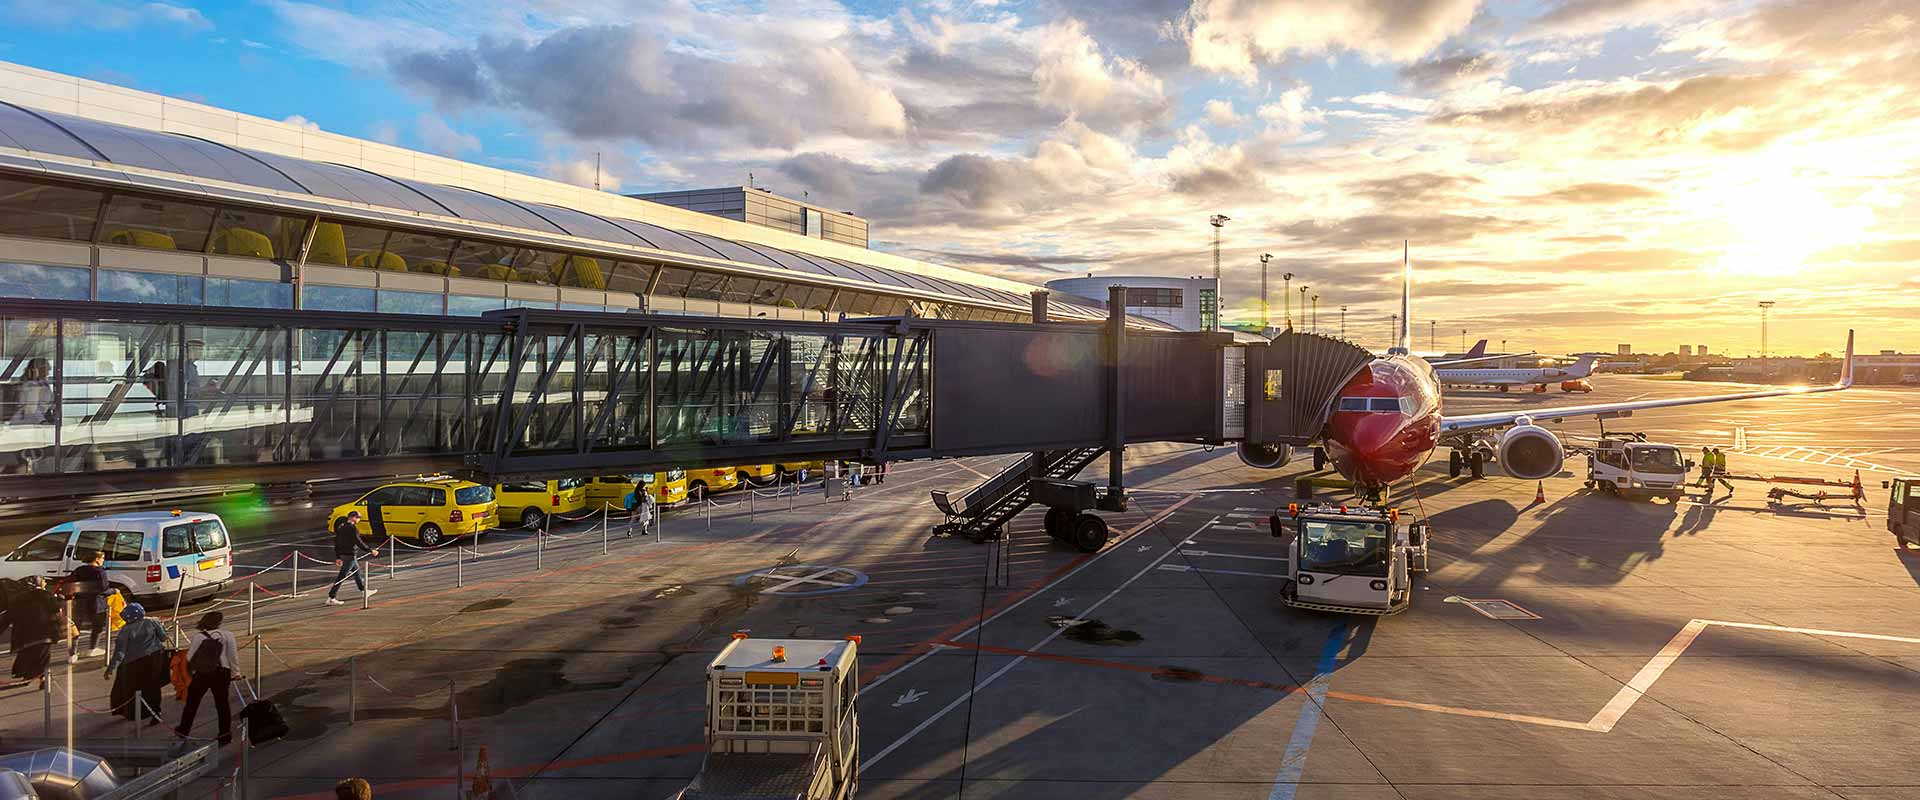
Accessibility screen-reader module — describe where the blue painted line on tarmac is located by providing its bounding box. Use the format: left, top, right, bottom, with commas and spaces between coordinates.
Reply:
1268, 621, 1348, 800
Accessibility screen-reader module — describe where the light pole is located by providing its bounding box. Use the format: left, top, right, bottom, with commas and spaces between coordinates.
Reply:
1430, 320, 1437, 351
1208, 214, 1229, 331
1298, 286, 1310, 333
1758, 300, 1775, 379
1259, 253, 1272, 332
1339, 305, 1347, 338
1311, 294, 1319, 333
1282, 272, 1295, 330
1461, 329, 1467, 353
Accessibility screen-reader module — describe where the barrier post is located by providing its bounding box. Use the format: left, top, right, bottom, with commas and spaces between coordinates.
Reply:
291, 553, 300, 598
247, 582, 255, 635
41, 663, 50, 736
254, 636, 263, 698
390, 538, 397, 581
348, 656, 357, 725
601, 504, 610, 555
451, 678, 462, 800
457, 547, 464, 587
789, 485, 796, 512
362, 577, 370, 610
706, 499, 712, 532
537, 529, 544, 571
749, 489, 756, 521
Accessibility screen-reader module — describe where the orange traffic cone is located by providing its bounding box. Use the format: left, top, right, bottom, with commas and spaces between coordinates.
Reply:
470, 745, 492, 798
1534, 481, 1546, 504
1851, 470, 1864, 501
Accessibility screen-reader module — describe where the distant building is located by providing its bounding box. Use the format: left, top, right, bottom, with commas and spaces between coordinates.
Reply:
1697, 344, 1709, 357
1679, 345, 1693, 357
630, 186, 870, 248
1617, 344, 1632, 355
1045, 275, 1219, 331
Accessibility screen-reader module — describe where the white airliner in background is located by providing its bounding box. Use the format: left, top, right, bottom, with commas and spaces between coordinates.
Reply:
1436, 353, 1601, 393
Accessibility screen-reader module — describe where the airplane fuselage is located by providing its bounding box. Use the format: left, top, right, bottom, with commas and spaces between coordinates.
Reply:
1324, 354, 1444, 490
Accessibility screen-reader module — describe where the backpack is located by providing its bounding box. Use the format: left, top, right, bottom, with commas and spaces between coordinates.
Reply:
188, 634, 224, 674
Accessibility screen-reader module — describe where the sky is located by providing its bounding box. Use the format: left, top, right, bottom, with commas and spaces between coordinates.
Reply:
2, 0, 1916, 357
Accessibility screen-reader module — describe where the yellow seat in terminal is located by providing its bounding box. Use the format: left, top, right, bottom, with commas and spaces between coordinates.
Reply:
211, 227, 274, 259
416, 260, 460, 277
480, 264, 521, 282
308, 222, 348, 265
563, 256, 606, 289
104, 229, 178, 250
353, 251, 408, 271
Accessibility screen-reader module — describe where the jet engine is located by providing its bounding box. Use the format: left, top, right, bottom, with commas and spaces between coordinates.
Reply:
1497, 423, 1564, 480
1237, 441, 1294, 469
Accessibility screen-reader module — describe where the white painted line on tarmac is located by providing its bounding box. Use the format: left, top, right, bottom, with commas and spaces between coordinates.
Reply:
1158, 563, 1289, 579
1269, 622, 1348, 800
1182, 549, 1290, 562
862, 514, 1218, 770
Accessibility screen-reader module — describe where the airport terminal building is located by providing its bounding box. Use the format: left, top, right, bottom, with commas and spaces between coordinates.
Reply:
0, 61, 1161, 329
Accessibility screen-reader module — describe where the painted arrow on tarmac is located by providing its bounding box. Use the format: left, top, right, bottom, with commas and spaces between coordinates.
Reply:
1053, 596, 1074, 607
892, 689, 928, 707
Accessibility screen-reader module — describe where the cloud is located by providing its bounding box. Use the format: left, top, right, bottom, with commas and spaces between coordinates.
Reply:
1276, 213, 1535, 248
1430, 72, 1809, 154
1813, 238, 1920, 263
4, 0, 212, 32
1349, 173, 1482, 206
1180, 0, 1483, 80
1522, 0, 1719, 40
547, 157, 621, 192
1659, 0, 1920, 63
1256, 84, 1324, 139
1203, 99, 1242, 126
1528, 182, 1661, 203
415, 113, 480, 157
279, 115, 321, 132
1032, 19, 1174, 131
1399, 51, 1509, 92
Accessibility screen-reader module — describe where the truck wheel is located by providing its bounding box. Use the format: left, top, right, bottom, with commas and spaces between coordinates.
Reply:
417, 524, 444, 548
689, 481, 707, 501
1069, 514, 1110, 553
1044, 507, 1073, 540
1448, 450, 1462, 478
1469, 452, 1485, 479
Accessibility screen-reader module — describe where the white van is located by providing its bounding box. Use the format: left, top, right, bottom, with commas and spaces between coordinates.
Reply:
0, 511, 235, 604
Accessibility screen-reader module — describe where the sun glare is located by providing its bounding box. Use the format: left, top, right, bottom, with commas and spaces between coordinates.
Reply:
1709, 164, 1880, 277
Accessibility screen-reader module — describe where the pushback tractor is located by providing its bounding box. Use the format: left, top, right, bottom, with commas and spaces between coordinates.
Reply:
1270, 502, 1428, 615
677, 635, 861, 800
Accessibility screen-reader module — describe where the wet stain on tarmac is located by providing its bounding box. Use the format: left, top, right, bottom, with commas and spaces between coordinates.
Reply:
460, 598, 514, 613
1047, 615, 1142, 645
1153, 666, 1203, 682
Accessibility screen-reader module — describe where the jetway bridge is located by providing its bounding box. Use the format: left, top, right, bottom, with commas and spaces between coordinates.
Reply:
0, 294, 1374, 499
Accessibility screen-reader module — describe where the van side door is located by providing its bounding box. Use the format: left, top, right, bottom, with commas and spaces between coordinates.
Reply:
3, 531, 76, 582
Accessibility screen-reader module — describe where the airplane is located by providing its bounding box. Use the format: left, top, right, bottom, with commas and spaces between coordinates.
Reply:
1236, 242, 1855, 498
1435, 353, 1601, 392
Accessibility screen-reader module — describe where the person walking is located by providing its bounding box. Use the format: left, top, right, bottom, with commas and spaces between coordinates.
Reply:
631, 488, 655, 538
327, 511, 379, 606
176, 611, 241, 745
105, 603, 169, 726
0, 576, 61, 688
1697, 447, 1714, 488
67, 550, 109, 661
1711, 447, 1735, 496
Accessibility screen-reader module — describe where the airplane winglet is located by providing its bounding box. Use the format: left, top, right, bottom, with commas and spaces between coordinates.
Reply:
1840, 329, 1855, 388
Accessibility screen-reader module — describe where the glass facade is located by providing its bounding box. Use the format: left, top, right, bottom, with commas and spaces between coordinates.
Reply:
303, 285, 376, 312
0, 176, 101, 242
206, 277, 293, 309
448, 295, 506, 316
378, 290, 445, 315
98, 270, 203, 305
0, 263, 90, 301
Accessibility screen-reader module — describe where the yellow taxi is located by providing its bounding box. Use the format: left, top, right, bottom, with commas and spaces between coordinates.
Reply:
584, 475, 644, 511
328, 476, 495, 548
778, 459, 826, 482
643, 470, 690, 506
686, 467, 740, 499
494, 477, 587, 529
737, 464, 778, 487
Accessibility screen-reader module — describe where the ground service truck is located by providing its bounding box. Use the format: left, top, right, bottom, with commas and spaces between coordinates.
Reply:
677, 635, 861, 800
1584, 433, 1690, 499
1270, 503, 1428, 615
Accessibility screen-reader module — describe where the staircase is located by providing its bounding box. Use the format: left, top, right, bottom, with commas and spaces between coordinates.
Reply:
932, 447, 1106, 539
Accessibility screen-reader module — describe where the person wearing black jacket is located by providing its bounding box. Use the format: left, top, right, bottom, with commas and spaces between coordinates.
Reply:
0, 576, 60, 688
326, 511, 379, 606
67, 550, 109, 660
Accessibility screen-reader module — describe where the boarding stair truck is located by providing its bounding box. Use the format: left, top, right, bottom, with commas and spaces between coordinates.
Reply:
1269, 503, 1428, 615
677, 635, 861, 800
1583, 433, 1690, 499
1890, 478, 1918, 548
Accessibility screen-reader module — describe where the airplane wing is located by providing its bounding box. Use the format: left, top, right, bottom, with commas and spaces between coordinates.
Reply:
1440, 331, 1853, 434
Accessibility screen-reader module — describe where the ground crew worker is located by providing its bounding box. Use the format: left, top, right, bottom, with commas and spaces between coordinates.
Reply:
1698, 447, 1714, 487
1710, 447, 1734, 496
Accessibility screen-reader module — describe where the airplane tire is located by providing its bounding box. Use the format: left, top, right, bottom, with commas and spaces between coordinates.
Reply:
1469, 452, 1485, 479
1313, 447, 1327, 471
1044, 507, 1074, 540
1448, 450, 1462, 478
1070, 514, 1110, 553
1499, 385, 1509, 393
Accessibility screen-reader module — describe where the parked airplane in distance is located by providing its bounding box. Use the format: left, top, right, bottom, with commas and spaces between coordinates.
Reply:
1436, 354, 1601, 392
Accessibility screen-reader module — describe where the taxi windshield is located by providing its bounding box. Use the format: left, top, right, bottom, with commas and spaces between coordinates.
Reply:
1298, 518, 1390, 577
1629, 446, 1685, 473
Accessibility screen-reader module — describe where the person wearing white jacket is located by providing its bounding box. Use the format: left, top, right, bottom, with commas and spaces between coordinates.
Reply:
177, 611, 243, 745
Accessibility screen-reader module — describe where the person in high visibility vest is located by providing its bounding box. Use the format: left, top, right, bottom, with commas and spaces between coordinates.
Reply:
1710, 447, 1734, 496
1698, 447, 1714, 487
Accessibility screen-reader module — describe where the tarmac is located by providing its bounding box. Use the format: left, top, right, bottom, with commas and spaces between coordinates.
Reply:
0, 375, 1915, 800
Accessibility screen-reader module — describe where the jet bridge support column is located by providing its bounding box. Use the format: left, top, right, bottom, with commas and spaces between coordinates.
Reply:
1104, 285, 1127, 511
1031, 290, 1049, 324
